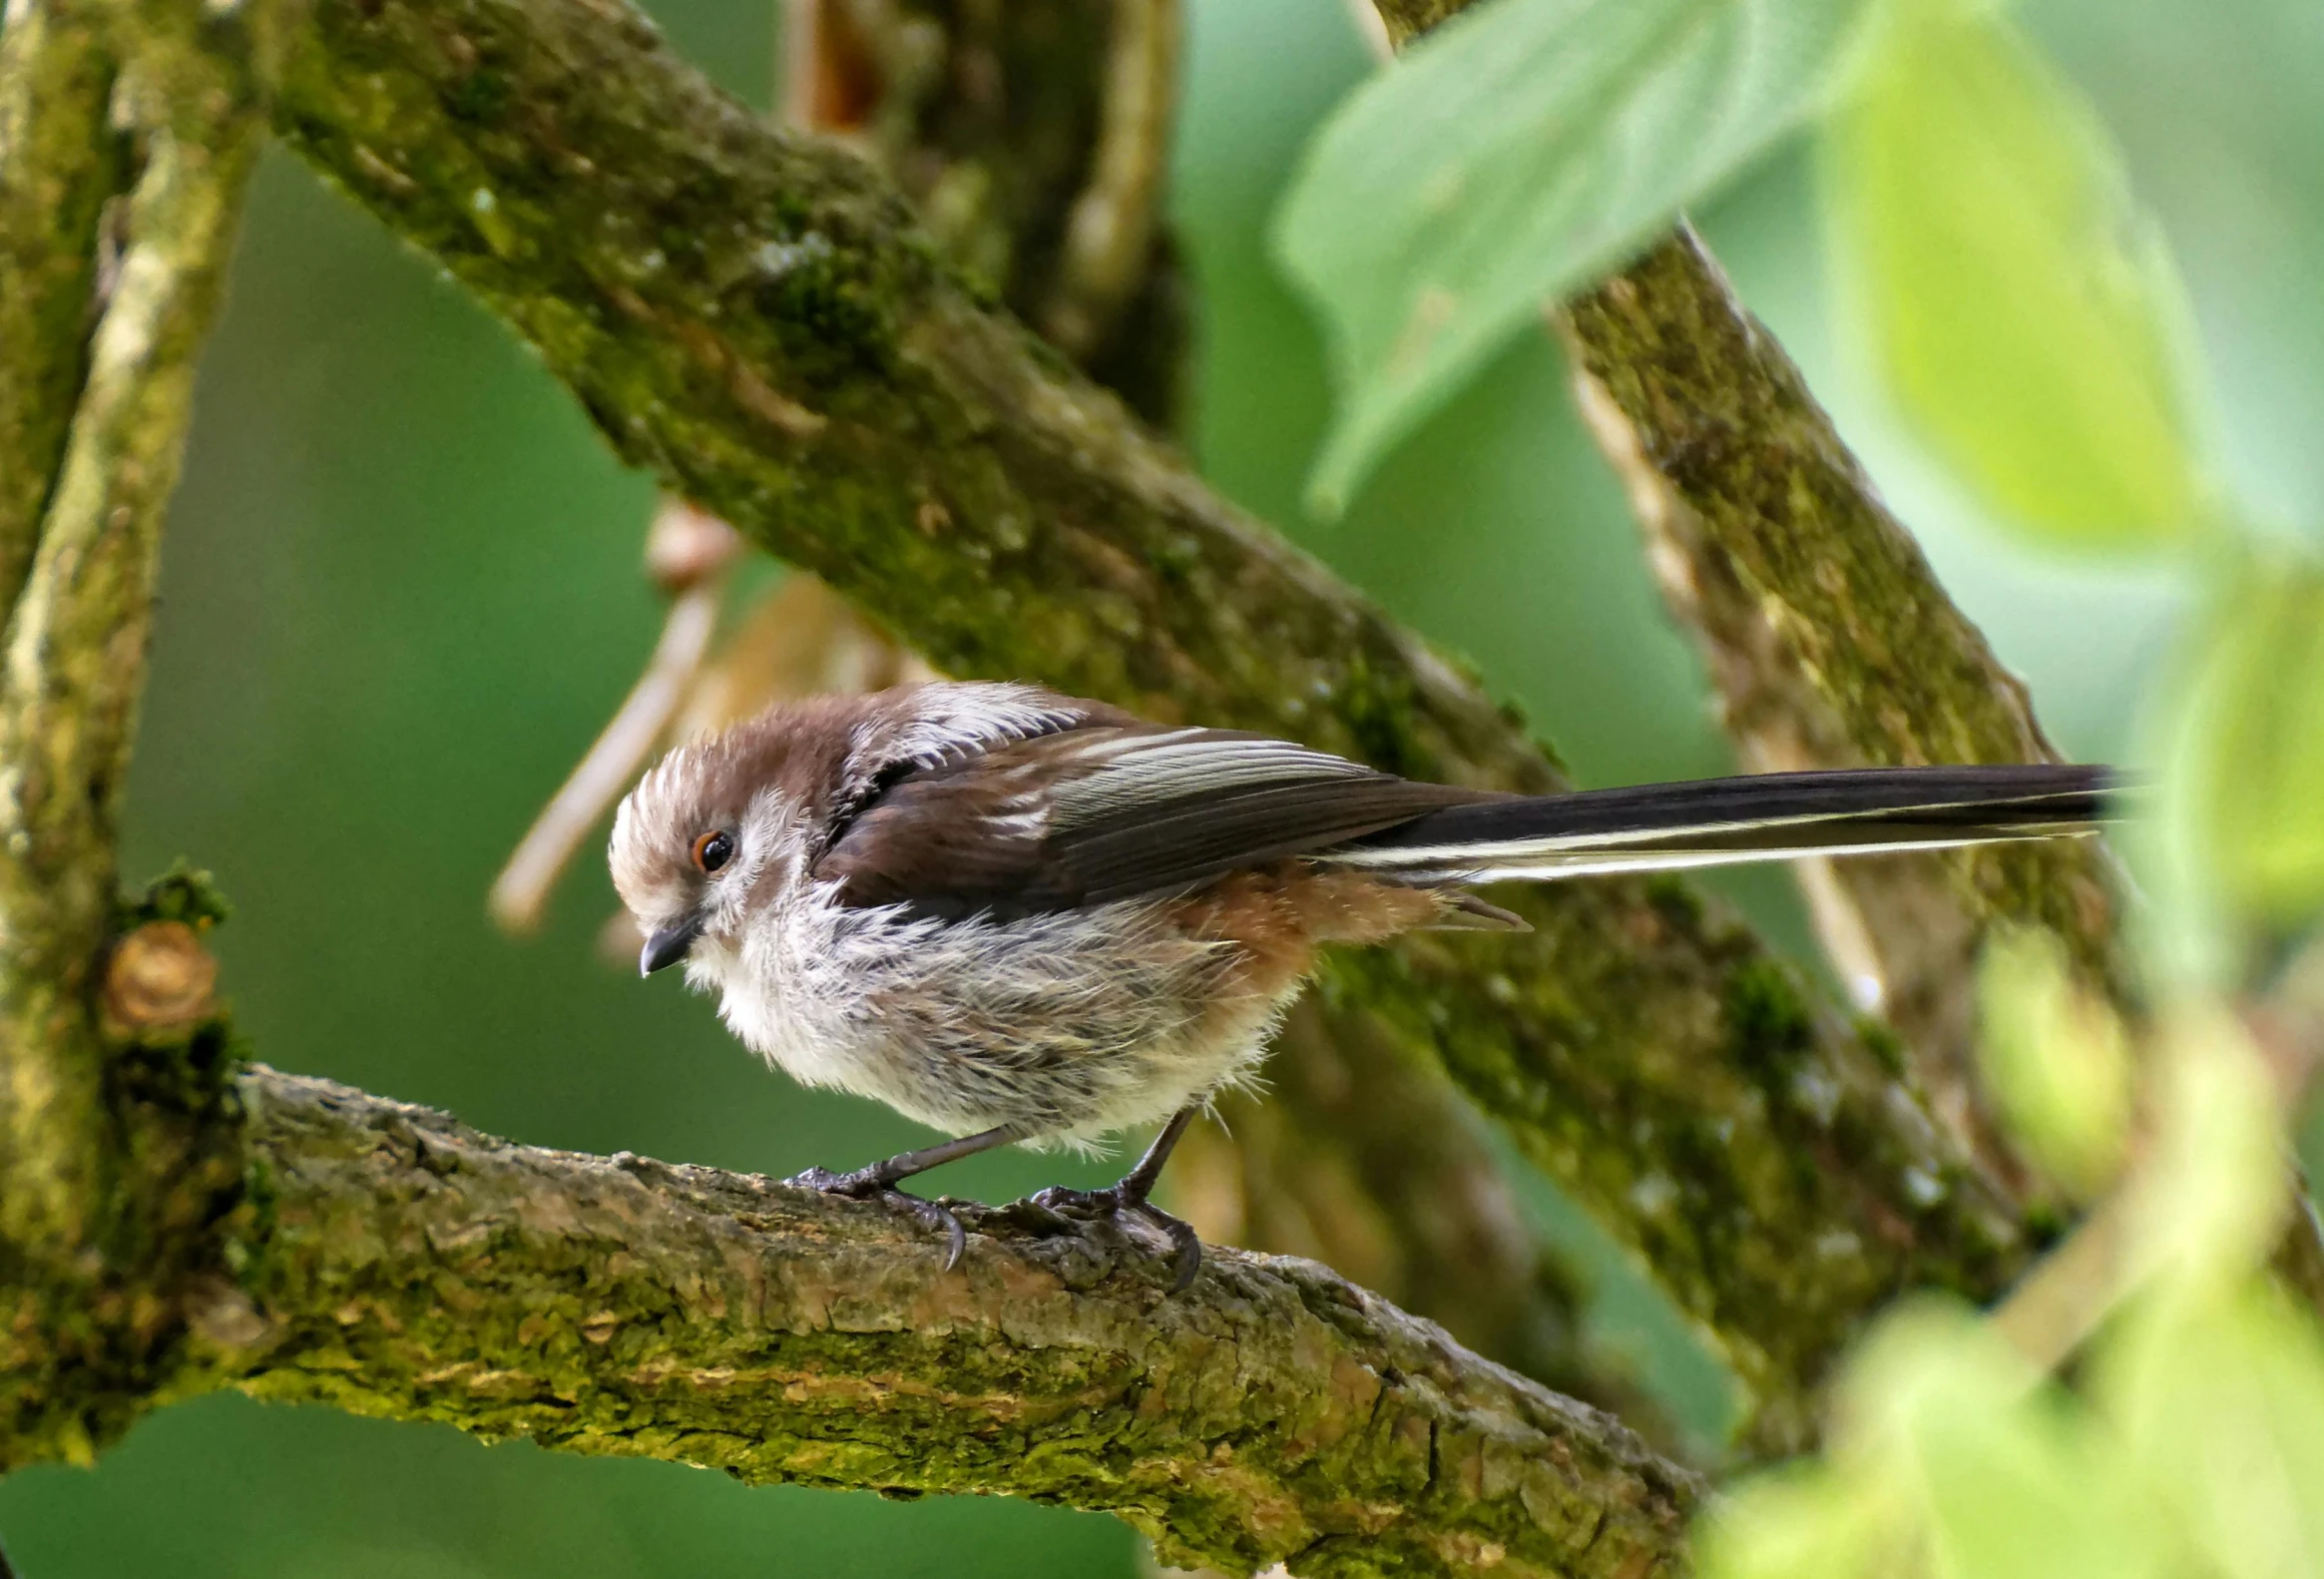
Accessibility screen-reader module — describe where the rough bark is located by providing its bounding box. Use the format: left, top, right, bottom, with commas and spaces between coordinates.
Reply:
0, 0, 131, 614
1556, 232, 2126, 1186
232, 0, 2043, 1451
208, 1068, 1700, 1579
1556, 220, 2324, 1320
0, 8, 256, 1258
0, 8, 259, 1462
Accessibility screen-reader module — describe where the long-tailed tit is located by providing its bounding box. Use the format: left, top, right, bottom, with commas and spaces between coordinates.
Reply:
611, 681, 2110, 1287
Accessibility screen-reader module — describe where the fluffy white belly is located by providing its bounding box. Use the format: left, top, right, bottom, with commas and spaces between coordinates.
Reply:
688, 884, 1280, 1144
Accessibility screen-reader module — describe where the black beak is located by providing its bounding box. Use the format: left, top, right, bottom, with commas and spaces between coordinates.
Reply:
640, 914, 703, 976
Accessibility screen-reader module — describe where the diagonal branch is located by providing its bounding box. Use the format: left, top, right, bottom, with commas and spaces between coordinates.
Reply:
1556, 224, 2324, 1316
1557, 230, 2127, 1184
246, 0, 2033, 1450
202, 1067, 1702, 1579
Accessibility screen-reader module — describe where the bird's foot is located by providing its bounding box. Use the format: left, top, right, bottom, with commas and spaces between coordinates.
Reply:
786, 1165, 967, 1272
1022, 1181, 1202, 1293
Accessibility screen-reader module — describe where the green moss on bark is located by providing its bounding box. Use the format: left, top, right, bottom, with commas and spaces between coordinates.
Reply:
0, 25, 260, 1470
0, 0, 132, 612
224, 1069, 1701, 1579
1558, 231, 2129, 1173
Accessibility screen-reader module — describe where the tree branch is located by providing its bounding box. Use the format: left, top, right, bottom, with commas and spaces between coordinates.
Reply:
1556, 231, 2126, 1182
198, 1067, 1700, 1579
237, 0, 2037, 1450
0, 0, 130, 613
0, 10, 256, 1254
1545, 209, 2324, 1310
0, 7, 259, 1466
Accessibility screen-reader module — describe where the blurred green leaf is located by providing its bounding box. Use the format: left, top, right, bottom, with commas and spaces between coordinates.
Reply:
2100, 1282, 2324, 1579
1273, 0, 1875, 516
1977, 927, 2131, 1196
1841, 1302, 2166, 1579
1696, 1463, 1893, 1579
1822, 0, 2214, 547
2169, 558, 2324, 929
1705, 1302, 2174, 1579
2127, 1010, 2287, 1293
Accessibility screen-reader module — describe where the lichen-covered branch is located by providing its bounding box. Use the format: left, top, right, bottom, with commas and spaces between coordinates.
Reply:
1536, 215, 2324, 1309
227, 0, 2040, 1450
0, 0, 130, 613
1556, 232, 2126, 1180
0, 20, 259, 1466
0, 20, 257, 1256
198, 1067, 1702, 1579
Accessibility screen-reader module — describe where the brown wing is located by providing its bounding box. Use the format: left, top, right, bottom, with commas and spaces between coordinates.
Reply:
814, 724, 1499, 919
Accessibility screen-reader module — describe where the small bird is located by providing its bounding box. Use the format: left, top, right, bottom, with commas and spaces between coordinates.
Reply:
611, 681, 2111, 1288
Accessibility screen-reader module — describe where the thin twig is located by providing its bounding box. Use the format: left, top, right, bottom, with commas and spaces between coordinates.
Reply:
488, 581, 722, 934
1042, 0, 1180, 358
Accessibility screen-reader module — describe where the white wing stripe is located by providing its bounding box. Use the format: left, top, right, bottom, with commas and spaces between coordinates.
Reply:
1052, 737, 1376, 827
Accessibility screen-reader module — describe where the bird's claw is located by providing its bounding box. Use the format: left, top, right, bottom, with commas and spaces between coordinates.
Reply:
786, 1166, 968, 1272
1025, 1184, 1202, 1293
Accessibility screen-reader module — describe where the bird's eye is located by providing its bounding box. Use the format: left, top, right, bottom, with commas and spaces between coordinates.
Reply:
691, 829, 735, 874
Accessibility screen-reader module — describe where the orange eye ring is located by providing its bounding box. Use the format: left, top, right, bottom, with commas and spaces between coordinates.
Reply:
691, 829, 735, 874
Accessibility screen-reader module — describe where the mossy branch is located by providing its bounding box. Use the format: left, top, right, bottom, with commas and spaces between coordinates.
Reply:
0, 7, 258, 1255
236, 0, 2042, 1450
0, 0, 130, 614
1542, 219, 2324, 1307
200, 1067, 1701, 1579
0, 3, 260, 1470
1557, 231, 2126, 1181
1176, 999, 1644, 1430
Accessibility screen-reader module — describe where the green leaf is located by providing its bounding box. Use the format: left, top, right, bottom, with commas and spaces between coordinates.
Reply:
1696, 1463, 1893, 1579
2123, 1010, 2287, 1293
1274, 0, 1876, 516
2100, 1283, 2324, 1579
2168, 558, 2324, 929
1839, 1302, 2170, 1579
1977, 927, 2131, 1196
1822, 0, 2215, 547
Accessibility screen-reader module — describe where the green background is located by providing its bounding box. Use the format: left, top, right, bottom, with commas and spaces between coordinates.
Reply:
7, 0, 2322, 1571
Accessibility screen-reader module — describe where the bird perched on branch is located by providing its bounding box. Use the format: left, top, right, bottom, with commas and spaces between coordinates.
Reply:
611, 681, 2112, 1289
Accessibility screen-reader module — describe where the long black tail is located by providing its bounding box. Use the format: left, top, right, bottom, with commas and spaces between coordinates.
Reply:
1325, 765, 2112, 883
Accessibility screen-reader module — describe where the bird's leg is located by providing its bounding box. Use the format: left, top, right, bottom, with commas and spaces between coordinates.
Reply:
787, 1124, 1025, 1271
1027, 1107, 1204, 1292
